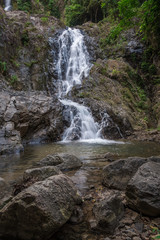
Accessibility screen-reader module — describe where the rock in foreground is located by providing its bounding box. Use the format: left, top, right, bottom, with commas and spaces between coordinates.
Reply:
0, 174, 81, 240
23, 166, 62, 182
102, 157, 147, 190
126, 161, 160, 217
93, 193, 124, 234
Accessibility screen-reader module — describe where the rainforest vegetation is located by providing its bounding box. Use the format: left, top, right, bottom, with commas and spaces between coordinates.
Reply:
14, 0, 160, 51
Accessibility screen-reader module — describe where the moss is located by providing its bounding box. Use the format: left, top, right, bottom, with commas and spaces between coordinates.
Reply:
149, 64, 157, 75
41, 17, 49, 23
10, 75, 18, 85
78, 92, 90, 98
24, 60, 38, 67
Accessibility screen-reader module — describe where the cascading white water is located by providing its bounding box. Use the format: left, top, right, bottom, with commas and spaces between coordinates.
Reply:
56, 28, 102, 142
57, 28, 90, 98
4, 0, 12, 11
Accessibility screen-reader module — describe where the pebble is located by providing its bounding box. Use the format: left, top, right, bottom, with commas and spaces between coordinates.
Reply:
84, 194, 93, 201
134, 222, 144, 233
133, 237, 142, 240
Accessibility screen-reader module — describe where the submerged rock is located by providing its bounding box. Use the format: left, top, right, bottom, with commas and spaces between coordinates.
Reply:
37, 154, 82, 171
102, 157, 147, 190
126, 161, 160, 217
93, 193, 124, 234
0, 174, 82, 240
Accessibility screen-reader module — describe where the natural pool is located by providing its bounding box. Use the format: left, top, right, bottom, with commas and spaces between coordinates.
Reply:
0, 140, 160, 184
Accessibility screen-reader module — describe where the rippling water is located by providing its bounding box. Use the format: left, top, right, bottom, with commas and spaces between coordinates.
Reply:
0, 140, 160, 183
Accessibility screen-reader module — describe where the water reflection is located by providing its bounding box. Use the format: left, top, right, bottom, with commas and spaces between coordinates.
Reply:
0, 141, 160, 183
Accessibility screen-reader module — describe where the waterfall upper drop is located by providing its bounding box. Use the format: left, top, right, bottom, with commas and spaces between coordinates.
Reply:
56, 27, 102, 142
4, 0, 12, 11
56, 28, 91, 98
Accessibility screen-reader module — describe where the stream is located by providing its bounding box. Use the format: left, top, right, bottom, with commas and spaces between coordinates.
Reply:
0, 140, 160, 195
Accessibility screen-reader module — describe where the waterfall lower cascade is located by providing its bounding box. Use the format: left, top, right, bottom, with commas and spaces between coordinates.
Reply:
4, 0, 12, 11
56, 28, 102, 142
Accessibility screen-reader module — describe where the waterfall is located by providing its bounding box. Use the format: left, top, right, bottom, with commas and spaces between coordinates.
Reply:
4, 0, 12, 11
56, 28, 102, 142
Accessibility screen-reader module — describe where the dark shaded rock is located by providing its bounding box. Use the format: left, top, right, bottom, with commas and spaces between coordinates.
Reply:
0, 174, 82, 240
69, 206, 84, 225
0, 177, 7, 200
37, 154, 82, 171
23, 166, 62, 182
126, 161, 160, 217
0, 91, 64, 155
148, 156, 160, 163
93, 193, 124, 234
102, 157, 147, 190
37, 154, 63, 166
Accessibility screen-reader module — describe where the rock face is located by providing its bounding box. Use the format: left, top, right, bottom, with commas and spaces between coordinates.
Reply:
0, 174, 82, 240
93, 193, 124, 234
0, 177, 7, 200
126, 161, 160, 217
37, 154, 82, 171
102, 157, 147, 190
0, 91, 64, 154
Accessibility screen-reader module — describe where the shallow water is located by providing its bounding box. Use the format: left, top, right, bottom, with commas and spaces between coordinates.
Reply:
0, 140, 160, 184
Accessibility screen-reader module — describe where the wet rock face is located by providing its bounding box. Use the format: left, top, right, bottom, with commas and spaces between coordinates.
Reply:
102, 157, 147, 190
126, 161, 160, 217
0, 174, 82, 240
93, 193, 124, 234
0, 91, 64, 155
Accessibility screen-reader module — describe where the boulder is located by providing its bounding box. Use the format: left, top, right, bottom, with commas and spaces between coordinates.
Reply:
126, 161, 160, 217
58, 154, 82, 171
37, 154, 82, 171
0, 174, 82, 240
93, 193, 124, 234
23, 166, 62, 182
102, 157, 147, 190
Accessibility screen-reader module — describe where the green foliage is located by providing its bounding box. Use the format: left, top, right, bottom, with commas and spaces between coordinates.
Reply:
21, 31, 29, 46
101, 0, 119, 19
105, 25, 123, 44
41, 17, 49, 23
118, 0, 140, 26
65, 3, 86, 26
40, 0, 60, 18
17, 0, 31, 12
141, 62, 150, 73
149, 64, 157, 75
65, 0, 103, 26
0, 61, 7, 74
10, 75, 18, 85
140, 0, 160, 48
24, 60, 37, 67
151, 226, 160, 239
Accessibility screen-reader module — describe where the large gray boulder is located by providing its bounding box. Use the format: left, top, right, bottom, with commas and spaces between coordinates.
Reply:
93, 193, 124, 234
0, 174, 82, 240
126, 161, 160, 217
23, 166, 62, 182
102, 157, 147, 190
37, 154, 82, 171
